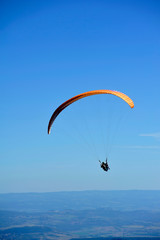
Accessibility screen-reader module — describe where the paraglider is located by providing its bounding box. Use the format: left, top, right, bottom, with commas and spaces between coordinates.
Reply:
47, 89, 134, 173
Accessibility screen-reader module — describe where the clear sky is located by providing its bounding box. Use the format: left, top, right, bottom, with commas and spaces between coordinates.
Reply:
1, 0, 160, 193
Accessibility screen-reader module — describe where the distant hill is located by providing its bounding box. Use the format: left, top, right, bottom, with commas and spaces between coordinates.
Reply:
70, 238, 160, 240
0, 190, 160, 212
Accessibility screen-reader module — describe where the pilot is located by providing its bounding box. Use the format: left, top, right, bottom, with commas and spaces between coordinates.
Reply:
99, 159, 110, 172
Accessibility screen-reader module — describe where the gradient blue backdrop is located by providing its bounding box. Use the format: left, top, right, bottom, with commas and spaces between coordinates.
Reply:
1, 0, 160, 192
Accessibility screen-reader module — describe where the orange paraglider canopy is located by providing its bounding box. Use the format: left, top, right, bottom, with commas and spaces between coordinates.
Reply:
48, 90, 134, 134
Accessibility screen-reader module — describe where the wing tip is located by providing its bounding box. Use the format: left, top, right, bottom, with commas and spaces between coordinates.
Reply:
48, 126, 51, 134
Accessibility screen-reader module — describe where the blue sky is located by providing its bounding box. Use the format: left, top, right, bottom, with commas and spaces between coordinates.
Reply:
1, 0, 160, 193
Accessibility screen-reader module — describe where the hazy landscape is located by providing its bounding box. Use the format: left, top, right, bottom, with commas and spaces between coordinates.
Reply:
0, 190, 160, 240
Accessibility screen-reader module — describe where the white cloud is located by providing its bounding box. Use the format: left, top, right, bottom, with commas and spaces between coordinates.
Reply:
126, 145, 160, 149
117, 145, 160, 149
140, 132, 160, 139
